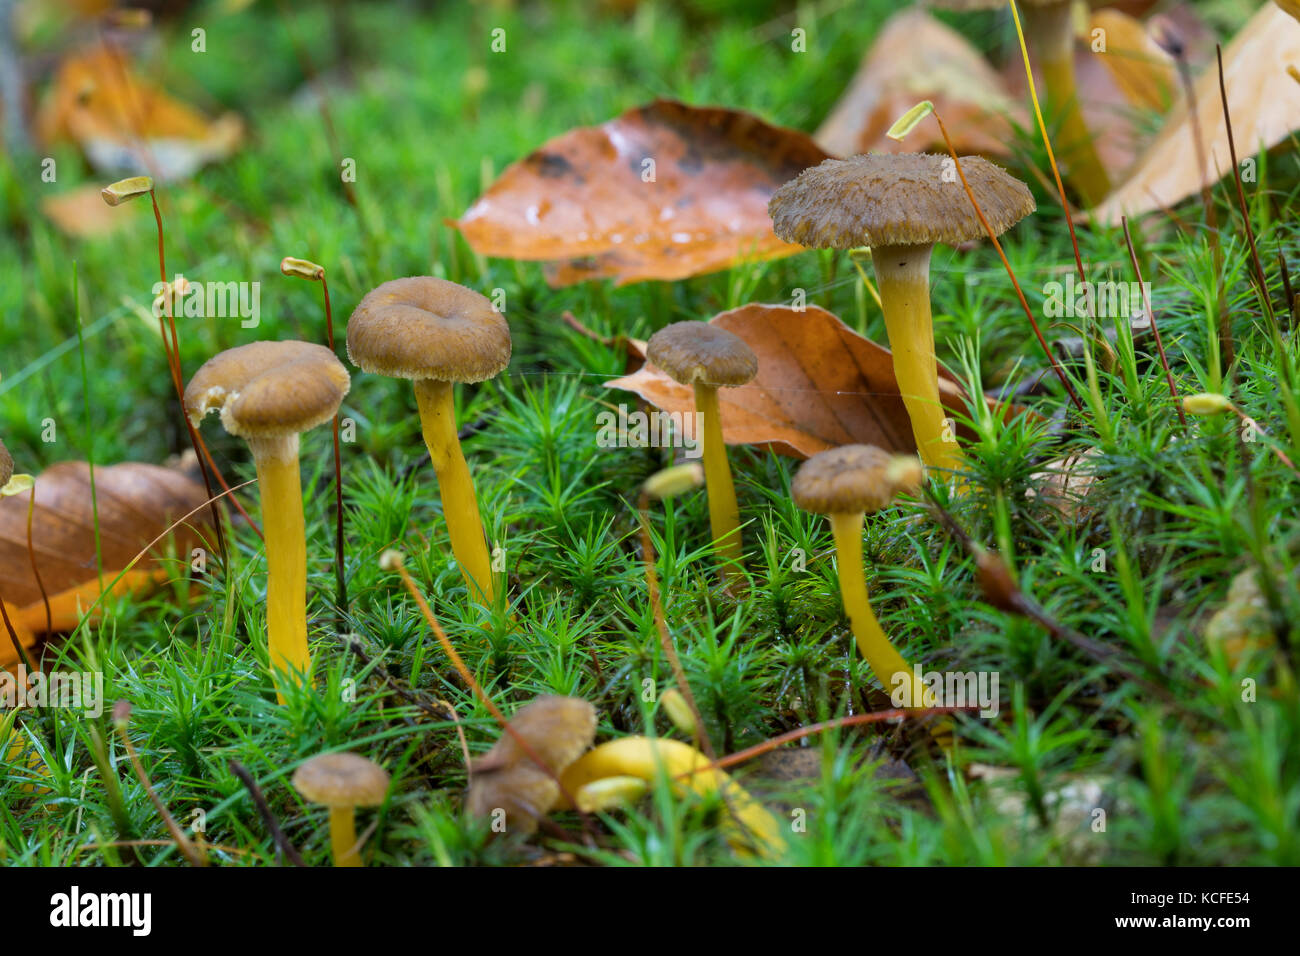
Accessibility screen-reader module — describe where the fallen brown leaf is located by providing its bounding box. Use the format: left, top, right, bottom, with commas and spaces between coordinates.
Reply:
453, 99, 831, 287
1090, 2, 1300, 224
816, 8, 1022, 158
36, 45, 244, 180
605, 303, 1013, 460
0, 461, 214, 656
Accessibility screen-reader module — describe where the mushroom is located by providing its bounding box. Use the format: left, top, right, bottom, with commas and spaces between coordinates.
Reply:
292, 751, 391, 867
770, 153, 1034, 474
792, 444, 925, 701
184, 341, 350, 701
556, 736, 785, 858
932, 0, 1109, 205
644, 321, 757, 581
465, 695, 597, 835
347, 277, 511, 605
0, 439, 11, 489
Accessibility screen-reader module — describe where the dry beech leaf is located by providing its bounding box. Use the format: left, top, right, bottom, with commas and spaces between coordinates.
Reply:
36, 45, 244, 181
605, 303, 1019, 460
465, 695, 598, 835
0, 461, 214, 651
452, 99, 831, 287
816, 8, 1022, 158
1090, 3, 1300, 224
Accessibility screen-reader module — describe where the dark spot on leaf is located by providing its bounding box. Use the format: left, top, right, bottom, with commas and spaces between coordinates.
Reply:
528, 151, 576, 180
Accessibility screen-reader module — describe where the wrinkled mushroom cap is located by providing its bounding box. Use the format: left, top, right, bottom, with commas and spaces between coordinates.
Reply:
646, 321, 758, 388
769, 153, 1035, 250
292, 752, 390, 807
347, 276, 511, 383
184, 341, 349, 439
465, 695, 598, 834
792, 445, 923, 514
0, 439, 11, 488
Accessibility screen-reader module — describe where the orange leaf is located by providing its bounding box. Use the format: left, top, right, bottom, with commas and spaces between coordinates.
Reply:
36, 45, 244, 180
816, 8, 1022, 159
0, 461, 214, 614
604, 303, 1001, 460
453, 99, 831, 287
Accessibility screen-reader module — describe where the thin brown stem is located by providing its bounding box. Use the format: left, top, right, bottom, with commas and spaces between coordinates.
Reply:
321, 274, 348, 615
383, 552, 589, 829
26, 484, 52, 636
932, 111, 1083, 410
637, 491, 717, 763
1121, 216, 1186, 428
113, 701, 206, 866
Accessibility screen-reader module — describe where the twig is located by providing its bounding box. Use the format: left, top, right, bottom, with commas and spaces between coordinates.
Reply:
228, 759, 305, 867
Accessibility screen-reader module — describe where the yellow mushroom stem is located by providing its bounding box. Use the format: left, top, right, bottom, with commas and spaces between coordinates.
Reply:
693, 382, 745, 579
1024, 0, 1110, 207
413, 378, 495, 604
872, 243, 960, 474
557, 737, 784, 857
249, 435, 310, 704
828, 511, 923, 705
328, 805, 362, 867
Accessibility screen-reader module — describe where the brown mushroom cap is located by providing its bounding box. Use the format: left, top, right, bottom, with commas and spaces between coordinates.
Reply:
346, 276, 511, 383
0, 439, 12, 489
292, 752, 390, 807
465, 695, 597, 833
645, 321, 758, 388
184, 340, 349, 439
792, 445, 923, 514
769, 153, 1035, 250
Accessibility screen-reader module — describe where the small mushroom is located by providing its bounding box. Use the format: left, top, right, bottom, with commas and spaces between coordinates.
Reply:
347, 277, 511, 604
645, 321, 757, 581
465, 695, 597, 836
292, 751, 391, 867
770, 153, 1034, 474
932, 0, 1109, 205
792, 445, 924, 700
557, 736, 785, 858
0, 439, 12, 490
184, 341, 350, 701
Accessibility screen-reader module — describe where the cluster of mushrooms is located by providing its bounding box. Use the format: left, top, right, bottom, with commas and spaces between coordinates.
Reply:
163, 144, 1040, 860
